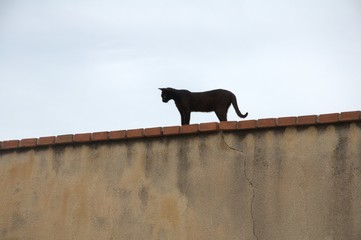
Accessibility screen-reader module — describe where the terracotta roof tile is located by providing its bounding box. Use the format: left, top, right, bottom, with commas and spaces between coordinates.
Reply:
1, 111, 360, 151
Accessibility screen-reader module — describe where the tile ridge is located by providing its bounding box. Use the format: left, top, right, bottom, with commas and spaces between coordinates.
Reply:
1, 111, 360, 151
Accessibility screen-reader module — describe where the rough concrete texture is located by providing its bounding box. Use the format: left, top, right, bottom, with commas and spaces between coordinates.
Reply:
1, 122, 361, 240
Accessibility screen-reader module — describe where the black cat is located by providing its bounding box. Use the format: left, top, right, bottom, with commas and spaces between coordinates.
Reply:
159, 88, 248, 125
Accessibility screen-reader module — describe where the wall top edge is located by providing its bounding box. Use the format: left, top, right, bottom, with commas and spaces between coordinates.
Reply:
1, 111, 360, 151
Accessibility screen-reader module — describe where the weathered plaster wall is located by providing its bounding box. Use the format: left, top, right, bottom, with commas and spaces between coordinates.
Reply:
1, 122, 361, 240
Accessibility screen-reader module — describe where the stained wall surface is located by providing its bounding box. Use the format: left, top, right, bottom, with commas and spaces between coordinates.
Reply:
1, 122, 361, 240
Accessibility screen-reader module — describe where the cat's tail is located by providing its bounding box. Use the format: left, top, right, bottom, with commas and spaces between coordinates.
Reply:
231, 94, 248, 118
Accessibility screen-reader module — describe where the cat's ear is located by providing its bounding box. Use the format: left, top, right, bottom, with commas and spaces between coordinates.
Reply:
159, 88, 165, 91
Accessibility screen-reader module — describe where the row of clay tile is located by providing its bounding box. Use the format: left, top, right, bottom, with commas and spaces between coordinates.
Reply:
1, 111, 360, 151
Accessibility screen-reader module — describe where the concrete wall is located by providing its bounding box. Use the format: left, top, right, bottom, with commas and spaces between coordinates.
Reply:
1, 122, 361, 240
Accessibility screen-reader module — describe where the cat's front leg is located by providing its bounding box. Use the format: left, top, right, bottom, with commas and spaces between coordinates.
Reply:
181, 111, 191, 125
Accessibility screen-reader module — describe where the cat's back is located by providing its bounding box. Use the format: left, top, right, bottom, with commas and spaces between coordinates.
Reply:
207, 89, 231, 94
194, 89, 233, 97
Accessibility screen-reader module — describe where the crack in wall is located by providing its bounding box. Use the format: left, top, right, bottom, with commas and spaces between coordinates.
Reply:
221, 132, 259, 240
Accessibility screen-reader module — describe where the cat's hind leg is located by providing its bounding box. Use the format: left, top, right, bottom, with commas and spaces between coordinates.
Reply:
215, 111, 227, 122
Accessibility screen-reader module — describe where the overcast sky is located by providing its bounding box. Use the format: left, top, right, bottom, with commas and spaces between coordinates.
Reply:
1, 0, 360, 140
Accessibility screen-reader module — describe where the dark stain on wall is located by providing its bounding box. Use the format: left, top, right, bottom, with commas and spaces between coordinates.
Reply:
144, 139, 171, 188
330, 124, 352, 239
177, 137, 191, 196
53, 146, 66, 174
138, 186, 149, 210
11, 212, 27, 231
198, 135, 209, 167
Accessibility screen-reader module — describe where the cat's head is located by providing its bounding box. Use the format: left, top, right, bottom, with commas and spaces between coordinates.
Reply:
159, 88, 173, 103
